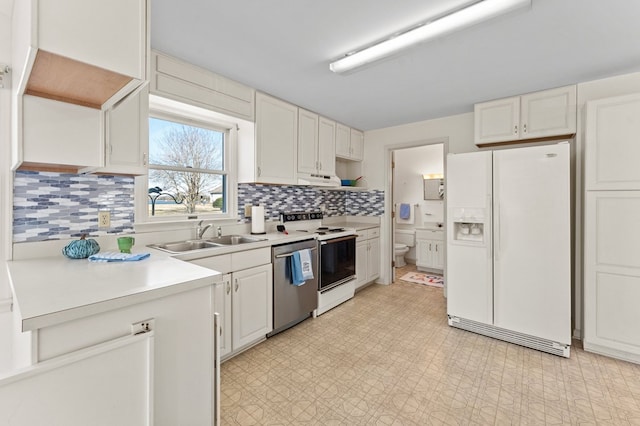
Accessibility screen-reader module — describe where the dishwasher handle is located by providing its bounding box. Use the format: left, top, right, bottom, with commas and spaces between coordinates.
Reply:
274, 246, 317, 259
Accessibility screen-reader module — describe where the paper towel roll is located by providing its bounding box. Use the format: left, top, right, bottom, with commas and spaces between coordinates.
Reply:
251, 206, 265, 234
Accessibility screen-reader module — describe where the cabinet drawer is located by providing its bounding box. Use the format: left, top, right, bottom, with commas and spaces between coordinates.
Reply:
416, 229, 444, 241
368, 228, 380, 238
231, 248, 270, 271
190, 254, 232, 273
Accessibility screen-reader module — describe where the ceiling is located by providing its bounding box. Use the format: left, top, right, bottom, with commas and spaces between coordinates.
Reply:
154, 1, 638, 130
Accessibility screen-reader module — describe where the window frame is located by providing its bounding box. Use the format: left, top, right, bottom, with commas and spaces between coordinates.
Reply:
136, 95, 238, 225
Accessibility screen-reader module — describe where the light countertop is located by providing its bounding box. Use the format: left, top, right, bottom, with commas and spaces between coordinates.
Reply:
6, 231, 319, 332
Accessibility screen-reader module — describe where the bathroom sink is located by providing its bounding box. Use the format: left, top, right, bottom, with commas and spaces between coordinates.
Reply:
205, 235, 267, 245
148, 240, 220, 253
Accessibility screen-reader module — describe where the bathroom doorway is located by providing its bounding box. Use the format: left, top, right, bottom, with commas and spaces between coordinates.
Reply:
389, 141, 446, 291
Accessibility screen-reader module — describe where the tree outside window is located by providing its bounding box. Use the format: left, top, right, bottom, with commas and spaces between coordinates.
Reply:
148, 117, 227, 217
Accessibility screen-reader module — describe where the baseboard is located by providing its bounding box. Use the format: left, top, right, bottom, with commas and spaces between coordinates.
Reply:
0, 298, 11, 313
584, 341, 640, 364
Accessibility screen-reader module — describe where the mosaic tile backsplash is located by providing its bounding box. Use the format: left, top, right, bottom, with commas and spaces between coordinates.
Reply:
12, 174, 384, 242
13, 171, 135, 242
237, 184, 385, 220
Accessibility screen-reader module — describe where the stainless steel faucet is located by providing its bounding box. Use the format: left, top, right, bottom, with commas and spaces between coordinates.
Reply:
196, 220, 212, 239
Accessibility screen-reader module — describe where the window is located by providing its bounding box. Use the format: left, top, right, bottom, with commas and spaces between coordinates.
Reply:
141, 96, 237, 221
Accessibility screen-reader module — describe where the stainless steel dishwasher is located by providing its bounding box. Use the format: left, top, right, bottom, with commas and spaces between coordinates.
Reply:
268, 238, 318, 337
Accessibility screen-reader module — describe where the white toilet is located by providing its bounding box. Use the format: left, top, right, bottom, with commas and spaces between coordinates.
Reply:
394, 229, 415, 267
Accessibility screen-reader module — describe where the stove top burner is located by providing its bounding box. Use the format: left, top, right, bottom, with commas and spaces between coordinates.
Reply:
316, 227, 345, 235
317, 226, 329, 231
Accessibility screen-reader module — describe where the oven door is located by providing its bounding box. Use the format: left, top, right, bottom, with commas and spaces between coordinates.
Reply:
319, 235, 356, 292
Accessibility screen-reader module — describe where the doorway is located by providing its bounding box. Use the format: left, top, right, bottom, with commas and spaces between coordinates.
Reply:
383, 138, 448, 287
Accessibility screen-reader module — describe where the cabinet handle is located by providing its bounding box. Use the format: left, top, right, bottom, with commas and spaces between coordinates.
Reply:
435, 245, 438, 252
523, 123, 527, 133
109, 144, 113, 156
514, 125, 518, 134
429, 243, 432, 251
319, 161, 322, 170
257, 166, 261, 177
226, 281, 230, 295
235, 279, 239, 292
143, 153, 147, 166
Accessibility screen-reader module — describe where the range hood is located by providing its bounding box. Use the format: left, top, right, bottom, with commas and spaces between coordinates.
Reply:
297, 173, 341, 187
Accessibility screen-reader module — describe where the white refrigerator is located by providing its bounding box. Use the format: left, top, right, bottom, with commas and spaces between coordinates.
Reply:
446, 143, 571, 357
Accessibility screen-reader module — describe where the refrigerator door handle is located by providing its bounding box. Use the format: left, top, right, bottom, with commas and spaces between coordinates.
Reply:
495, 203, 501, 261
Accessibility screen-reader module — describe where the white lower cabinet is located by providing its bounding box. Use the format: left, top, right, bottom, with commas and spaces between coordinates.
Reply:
191, 248, 272, 359
416, 229, 444, 272
584, 191, 640, 363
23, 285, 216, 426
355, 228, 380, 290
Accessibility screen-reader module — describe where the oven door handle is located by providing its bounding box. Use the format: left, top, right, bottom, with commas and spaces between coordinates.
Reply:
320, 235, 357, 245
274, 246, 317, 259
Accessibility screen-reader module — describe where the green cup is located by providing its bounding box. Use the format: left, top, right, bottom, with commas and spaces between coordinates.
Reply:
117, 236, 135, 254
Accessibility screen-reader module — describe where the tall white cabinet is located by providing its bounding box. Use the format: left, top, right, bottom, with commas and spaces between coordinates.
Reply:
584, 92, 640, 363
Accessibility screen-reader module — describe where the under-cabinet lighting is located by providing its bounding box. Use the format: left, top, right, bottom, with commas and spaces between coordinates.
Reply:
329, 0, 531, 73
423, 174, 444, 180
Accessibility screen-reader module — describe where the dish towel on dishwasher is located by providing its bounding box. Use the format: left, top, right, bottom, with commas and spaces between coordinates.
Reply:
291, 249, 314, 286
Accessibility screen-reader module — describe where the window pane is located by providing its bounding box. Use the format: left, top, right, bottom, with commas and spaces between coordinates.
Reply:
148, 171, 225, 217
149, 117, 224, 170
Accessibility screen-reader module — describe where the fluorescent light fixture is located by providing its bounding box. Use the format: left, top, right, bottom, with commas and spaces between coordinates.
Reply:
329, 0, 531, 73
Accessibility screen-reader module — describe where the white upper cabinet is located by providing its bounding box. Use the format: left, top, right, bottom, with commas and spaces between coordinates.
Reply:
13, 0, 148, 109
318, 117, 337, 176
474, 97, 520, 144
298, 110, 336, 176
585, 92, 640, 191
335, 124, 364, 161
150, 50, 255, 121
255, 92, 298, 184
12, 0, 149, 173
22, 95, 103, 171
297, 109, 320, 175
100, 84, 149, 175
474, 85, 576, 146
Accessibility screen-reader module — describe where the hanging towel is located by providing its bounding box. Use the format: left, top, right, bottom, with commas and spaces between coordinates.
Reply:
291, 249, 314, 286
88, 252, 151, 263
291, 251, 306, 286
298, 249, 314, 280
399, 203, 411, 220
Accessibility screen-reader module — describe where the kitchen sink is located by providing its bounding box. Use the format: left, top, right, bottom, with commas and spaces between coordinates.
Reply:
149, 235, 267, 254
205, 235, 266, 245
149, 240, 220, 253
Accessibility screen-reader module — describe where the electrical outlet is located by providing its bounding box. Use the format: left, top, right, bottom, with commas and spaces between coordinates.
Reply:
98, 211, 110, 228
244, 204, 252, 217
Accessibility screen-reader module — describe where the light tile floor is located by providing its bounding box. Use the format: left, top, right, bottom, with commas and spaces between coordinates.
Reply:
220, 265, 640, 425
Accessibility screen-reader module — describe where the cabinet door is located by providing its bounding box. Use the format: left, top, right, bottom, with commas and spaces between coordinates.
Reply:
318, 117, 336, 176
355, 240, 368, 290
433, 241, 444, 270
255, 93, 298, 184
335, 123, 351, 158
474, 97, 520, 145
22, 95, 103, 169
102, 84, 149, 175
350, 129, 364, 161
232, 264, 273, 350
214, 275, 232, 359
584, 191, 640, 361
585, 92, 640, 191
297, 109, 319, 174
416, 239, 431, 269
520, 85, 576, 139
367, 238, 380, 282
38, 0, 147, 80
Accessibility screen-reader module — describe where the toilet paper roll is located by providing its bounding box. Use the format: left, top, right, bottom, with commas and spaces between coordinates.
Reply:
251, 206, 265, 234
